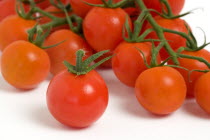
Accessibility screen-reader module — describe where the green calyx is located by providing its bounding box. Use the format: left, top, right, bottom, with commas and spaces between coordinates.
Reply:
63, 50, 113, 75
83, 0, 134, 9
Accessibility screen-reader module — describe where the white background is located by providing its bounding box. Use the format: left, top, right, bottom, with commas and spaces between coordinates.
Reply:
1, 0, 210, 140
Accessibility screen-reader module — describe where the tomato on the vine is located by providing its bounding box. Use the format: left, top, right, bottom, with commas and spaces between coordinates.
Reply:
47, 50, 109, 127
1, 40, 50, 90
142, 0, 185, 16
112, 42, 161, 87
143, 16, 188, 60
83, 7, 132, 52
194, 72, 210, 114
135, 66, 186, 115
169, 49, 210, 97
0, 15, 36, 51
44, 29, 93, 75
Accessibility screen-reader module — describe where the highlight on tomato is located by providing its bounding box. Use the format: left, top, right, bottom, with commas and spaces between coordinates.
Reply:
135, 66, 186, 115
1, 40, 50, 90
47, 50, 110, 128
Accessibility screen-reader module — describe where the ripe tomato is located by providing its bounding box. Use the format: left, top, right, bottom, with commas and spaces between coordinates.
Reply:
112, 42, 161, 87
135, 66, 186, 115
69, 0, 103, 18
194, 72, 210, 114
83, 7, 132, 52
144, 16, 188, 60
34, 0, 68, 9
0, 0, 16, 21
0, 15, 36, 51
47, 70, 108, 128
44, 29, 93, 75
142, 0, 185, 16
1, 40, 50, 90
169, 49, 210, 97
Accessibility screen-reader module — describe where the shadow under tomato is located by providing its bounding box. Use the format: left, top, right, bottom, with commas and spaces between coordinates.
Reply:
98, 69, 169, 119
182, 100, 210, 119
30, 106, 93, 131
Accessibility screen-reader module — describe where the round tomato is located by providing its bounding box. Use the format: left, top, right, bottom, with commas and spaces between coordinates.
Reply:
142, 0, 185, 16
0, 0, 16, 22
135, 66, 186, 115
47, 70, 108, 128
144, 16, 188, 60
112, 42, 161, 87
1, 40, 50, 90
83, 7, 132, 52
194, 72, 210, 114
169, 49, 210, 97
0, 15, 36, 51
44, 29, 93, 75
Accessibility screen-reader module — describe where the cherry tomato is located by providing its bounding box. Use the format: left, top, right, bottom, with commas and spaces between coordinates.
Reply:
1, 40, 50, 90
69, 0, 103, 18
144, 16, 188, 60
83, 7, 132, 52
112, 42, 161, 87
47, 70, 108, 128
0, 0, 16, 22
169, 49, 210, 97
44, 29, 93, 75
142, 0, 185, 16
194, 72, 210, 114
135, 66, 186, 115
0, 15, 36, 51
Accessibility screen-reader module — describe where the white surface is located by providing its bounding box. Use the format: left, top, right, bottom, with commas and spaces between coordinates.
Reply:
1, 0, 210, 140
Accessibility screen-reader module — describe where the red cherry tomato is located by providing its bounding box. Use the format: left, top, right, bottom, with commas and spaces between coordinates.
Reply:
0, 15, 36, 51
83, 7, 132, 52
112, 42, 161, 87
194, 72, 210, 114
135, 66, 186, 115
1, 40, 50, 90
169, 49, 210, 97
144, 16, 188, 60
142, 0, 185, 16
44, 29, 93, 75
47, 70, 108, 128
0, 0, 16, 22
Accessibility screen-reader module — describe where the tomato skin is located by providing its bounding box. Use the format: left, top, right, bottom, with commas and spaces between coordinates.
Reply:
169, 50, 210, 97
112, 42, 161, 87
34, 0, 68, 9
0, 0, 16, 22
1, 40, 50, 90
142, 0, 185, 16
0, 15, 36, 51
135, 67, 186, 115
83, 7, 132, 52
44, 29, 93, 75
144, 16, 188, 60
194, 72, 210, 114
47, 70, 108, 128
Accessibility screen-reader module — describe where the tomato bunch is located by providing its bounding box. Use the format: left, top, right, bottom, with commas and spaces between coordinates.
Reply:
1, 0, 210, 129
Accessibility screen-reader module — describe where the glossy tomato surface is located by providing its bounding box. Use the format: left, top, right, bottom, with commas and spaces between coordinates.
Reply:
112, 42, 161, 87
142, 0, 185, 16
144, 16, 188, 60
44, 29, 93, 75
47, 70, 108, 128
0, 15, 36, 51
135, 66, 186, 115
83, 7, 132, 52
1, 40, 50, 90
195, 72, 210, 114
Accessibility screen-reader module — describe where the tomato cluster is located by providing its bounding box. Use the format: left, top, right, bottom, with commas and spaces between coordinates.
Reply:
1, 0, 210, 129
